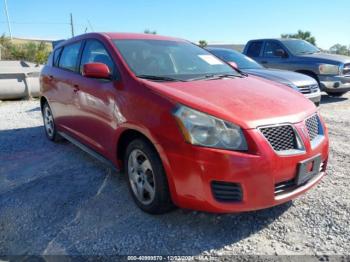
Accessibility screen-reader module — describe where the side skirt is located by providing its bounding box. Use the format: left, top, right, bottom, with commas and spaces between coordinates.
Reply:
58, 131, 119, 172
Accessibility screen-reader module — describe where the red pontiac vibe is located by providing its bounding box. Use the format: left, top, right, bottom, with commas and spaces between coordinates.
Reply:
40, 33, 329, 214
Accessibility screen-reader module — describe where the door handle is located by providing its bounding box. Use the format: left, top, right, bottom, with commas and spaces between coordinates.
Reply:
73, 84, 80, 93
261, 61, 268, 64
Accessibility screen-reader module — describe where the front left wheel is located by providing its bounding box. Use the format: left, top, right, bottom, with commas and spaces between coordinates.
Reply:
124, 138, 174, 214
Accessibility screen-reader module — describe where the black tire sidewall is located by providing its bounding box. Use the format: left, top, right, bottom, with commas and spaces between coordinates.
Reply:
326, 92, 346, 97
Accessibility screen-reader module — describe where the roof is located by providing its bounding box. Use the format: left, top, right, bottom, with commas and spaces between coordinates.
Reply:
103, 32, 186, 42
207, 47, 239, 52
247, 38, 300, 42
54, 32, 188, 50
206, 44, 245, 52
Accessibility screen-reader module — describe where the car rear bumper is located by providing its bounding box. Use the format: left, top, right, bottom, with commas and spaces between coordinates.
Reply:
161, 121, 329, 213
319, 75, 350, 93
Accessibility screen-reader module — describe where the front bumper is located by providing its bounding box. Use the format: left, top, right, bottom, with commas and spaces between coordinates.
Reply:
319, 75, 350, 93
162, 119, 329, 213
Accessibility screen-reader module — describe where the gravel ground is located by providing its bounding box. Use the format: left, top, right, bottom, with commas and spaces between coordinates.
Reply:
0, 94, 349, 257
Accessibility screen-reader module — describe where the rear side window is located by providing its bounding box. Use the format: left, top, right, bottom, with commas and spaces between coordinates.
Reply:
264, 41, 285, 57
59, 42, 82, 72
80, 40, 115, 75
246, 41, 263, 57
53, 47, 62, 67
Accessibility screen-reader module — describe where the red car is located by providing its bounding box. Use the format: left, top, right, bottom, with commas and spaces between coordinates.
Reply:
40, 33, 329, 214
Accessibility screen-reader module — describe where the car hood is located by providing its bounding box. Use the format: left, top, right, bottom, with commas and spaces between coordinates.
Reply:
296, 52, 350, 64
243, 68, 317, 87
140, 76, 316, 129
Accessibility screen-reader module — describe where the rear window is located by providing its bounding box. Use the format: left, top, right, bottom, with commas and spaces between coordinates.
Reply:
59, 42, 82, 72
246, 41, 263, 57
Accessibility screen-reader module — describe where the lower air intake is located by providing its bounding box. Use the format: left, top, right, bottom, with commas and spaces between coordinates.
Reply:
211, 181, 243, 202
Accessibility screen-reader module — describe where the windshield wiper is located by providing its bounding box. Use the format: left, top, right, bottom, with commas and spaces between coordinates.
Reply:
187, 73, 245, 82
136, 75, 184, 82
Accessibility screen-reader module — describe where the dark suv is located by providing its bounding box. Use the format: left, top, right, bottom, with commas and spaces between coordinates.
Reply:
243, 38, 350, 97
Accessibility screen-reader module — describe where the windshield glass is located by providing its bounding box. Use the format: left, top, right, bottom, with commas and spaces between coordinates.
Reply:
113, 39, 240, 81
209, 49, 263, 69
282, 39, 320, 55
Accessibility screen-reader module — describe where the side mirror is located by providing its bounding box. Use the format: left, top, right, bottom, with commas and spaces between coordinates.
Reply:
83, 63, 111, 79
274, 49, 288, 58
228, 61, 239, 70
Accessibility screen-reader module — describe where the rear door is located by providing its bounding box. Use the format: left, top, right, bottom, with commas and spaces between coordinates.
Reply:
69, 39, 120, 158
49, 41, 83, 133
261, 40, 290, 70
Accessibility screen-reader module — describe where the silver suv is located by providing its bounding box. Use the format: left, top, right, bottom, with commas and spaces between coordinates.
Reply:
207, 47, 321, 106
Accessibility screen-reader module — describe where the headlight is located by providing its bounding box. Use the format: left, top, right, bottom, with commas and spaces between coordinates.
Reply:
319, 64, 340, 75
173, 105, 247, 150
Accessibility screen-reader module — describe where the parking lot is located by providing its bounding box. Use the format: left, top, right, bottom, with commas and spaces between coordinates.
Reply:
0, 94, 349, 256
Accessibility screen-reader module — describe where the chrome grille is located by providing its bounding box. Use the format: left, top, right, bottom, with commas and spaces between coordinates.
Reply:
305, 114, 319, 141
343, 63, 350, 76
260, 125, 297, 151
297, 84, 319, 94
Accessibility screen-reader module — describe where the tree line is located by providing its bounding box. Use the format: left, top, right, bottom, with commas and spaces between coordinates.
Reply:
0, 34, 51, 65
0, 30, 349, 64
281, 30, 350, 56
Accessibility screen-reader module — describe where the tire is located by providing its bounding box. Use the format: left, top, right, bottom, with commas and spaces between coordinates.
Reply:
326, 91, 346, 97
124, 138, 173, 214
42, 102, 61, 142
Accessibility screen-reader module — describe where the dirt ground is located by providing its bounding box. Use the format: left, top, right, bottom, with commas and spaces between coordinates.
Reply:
0, 93, 349, 257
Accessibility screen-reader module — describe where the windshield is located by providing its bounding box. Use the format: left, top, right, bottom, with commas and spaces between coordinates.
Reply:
209, 49, 263, 69
282, 39, 320, 55
113, 39, 240, 81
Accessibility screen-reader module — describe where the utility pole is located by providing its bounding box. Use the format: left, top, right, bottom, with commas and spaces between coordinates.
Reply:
4, 0, 13, 39
87, 19, 94, 32
70, 13, 75, 37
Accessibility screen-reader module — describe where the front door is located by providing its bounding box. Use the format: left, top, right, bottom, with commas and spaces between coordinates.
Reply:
69, 39, 121, 159
261, 41, 290, 70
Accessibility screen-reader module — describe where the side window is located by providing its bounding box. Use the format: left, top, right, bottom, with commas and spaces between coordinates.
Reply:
53, 47, 62, 67
246, 41, 263, 57
58, 42, 82, 72
264, 41, 285, 57
80, 40, 115, 75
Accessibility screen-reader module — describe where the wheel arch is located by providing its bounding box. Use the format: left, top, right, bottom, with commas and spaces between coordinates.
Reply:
116, 129, 156, 168
115, 127, 178, 204
295, 70, 320, 83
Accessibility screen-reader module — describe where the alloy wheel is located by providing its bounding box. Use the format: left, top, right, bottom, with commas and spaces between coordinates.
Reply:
128, 149, 156, 205
44, 106, 54, 137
